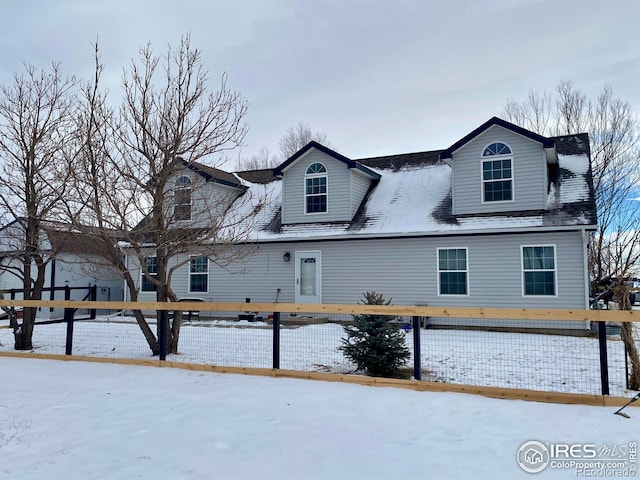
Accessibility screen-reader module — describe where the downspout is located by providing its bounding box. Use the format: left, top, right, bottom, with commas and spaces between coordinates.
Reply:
49, 259, 56, 313
581, 228, 590, 329
122, 253, 128, 302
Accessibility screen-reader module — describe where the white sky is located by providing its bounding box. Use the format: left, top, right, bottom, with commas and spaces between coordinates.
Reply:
0, 0, 638, 168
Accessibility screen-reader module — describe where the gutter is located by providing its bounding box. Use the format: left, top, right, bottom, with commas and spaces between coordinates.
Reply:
247, 224, 599, 245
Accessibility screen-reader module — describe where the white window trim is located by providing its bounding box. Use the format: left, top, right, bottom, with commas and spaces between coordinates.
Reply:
175, 175, 193, 221
521, 244, 558, 297
480, 141, 515, 205
304, 163, 329, 216
437, 247, 470, 297
141, 255, 158, 293
188, 255, 209, 294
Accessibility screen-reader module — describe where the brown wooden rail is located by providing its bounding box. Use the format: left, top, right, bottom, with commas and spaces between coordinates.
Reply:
0, 299, 639, 322
0, 352, 637, 408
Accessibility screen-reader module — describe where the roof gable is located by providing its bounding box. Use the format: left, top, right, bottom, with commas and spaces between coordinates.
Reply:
439, 117, 555, 160
178, 159, 248, 191
273, 141, 381, 180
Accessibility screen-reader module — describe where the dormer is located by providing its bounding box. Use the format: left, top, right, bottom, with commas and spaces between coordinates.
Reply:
440, 117, 557, 216
164, 159, 247, 228
273, 142, 381, 225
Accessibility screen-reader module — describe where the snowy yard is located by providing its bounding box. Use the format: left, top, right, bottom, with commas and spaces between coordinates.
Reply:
0, 317, 630, 396
0, 357, 638, 480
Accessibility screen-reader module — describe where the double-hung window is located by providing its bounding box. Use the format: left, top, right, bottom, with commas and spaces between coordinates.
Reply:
141, 256, 158, 292
305, 162, 327, 214
522, 246, 556, 296
189, 256, 208, 293
174, 175, 192, 221
482, 142, 513, 202
438, 248, 468, 295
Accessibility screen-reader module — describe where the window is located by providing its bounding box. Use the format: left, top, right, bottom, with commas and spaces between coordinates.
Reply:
305, 162, 327, 214
189, 256, 208, 293
174, 175, 192, 220
438, 248, 468, 295
482, 142, 513, 202
141, 256, 157, 292
522, 246, 556, 296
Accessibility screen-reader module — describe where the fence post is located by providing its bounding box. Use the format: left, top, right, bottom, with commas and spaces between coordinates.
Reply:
598, 321, 610, 395
273, 311, 280, 369
64, 286, 74, 355
412, 316, 421, 381
90, 285, 97, 320
159, 310, 168, 361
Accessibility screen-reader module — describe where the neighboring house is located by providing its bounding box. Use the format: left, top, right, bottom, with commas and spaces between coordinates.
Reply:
127, 117, 597, 331
0, 219, 124, 318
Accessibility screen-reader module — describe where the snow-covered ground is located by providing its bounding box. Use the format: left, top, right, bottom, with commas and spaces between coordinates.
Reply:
0, 357, 638, 480
0, 317, 629, 396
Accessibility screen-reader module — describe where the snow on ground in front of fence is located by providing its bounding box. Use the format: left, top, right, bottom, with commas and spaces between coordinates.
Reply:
1, 357, 638, 480
0, 317, 629, 395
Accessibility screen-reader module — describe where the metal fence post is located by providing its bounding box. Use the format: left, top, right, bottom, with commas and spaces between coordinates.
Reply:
90, 285, 97, 320
273, 311, 280, 369
159, 310, 168, 361
64, 286, 74, 355
412, 316, 421, 381
598, 321, 610, 395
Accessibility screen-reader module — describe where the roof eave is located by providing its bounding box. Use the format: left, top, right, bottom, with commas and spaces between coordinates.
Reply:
440, 116, 555, 160
249, 223, 598, 244
273, 141, 358, 176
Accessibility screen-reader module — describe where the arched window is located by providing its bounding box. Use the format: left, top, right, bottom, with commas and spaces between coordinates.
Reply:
305, 162, 327, 214
174, 175, 192, 220
482, 142, 512, 156
481, 142, 513, 202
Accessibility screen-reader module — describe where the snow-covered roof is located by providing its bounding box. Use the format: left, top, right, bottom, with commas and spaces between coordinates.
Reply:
234, 132, 596, 242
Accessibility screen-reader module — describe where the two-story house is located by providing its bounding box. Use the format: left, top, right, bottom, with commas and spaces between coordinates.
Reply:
127, 117, 596, 331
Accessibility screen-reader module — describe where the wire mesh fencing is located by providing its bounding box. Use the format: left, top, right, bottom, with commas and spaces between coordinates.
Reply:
0, 302, 636, 397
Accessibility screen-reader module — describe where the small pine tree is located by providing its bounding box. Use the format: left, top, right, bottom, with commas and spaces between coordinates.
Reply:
339, 291, 410, 378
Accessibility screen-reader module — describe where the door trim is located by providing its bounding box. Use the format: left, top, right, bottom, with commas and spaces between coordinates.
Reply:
294, 250, 322, 304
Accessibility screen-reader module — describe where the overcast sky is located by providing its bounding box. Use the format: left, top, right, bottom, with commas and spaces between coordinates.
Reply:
0, 0, 638, 169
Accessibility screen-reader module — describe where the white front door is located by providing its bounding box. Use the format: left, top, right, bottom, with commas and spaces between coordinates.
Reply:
294, 251, 322, 303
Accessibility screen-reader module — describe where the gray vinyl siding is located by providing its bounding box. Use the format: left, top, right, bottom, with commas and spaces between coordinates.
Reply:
281, 150, 352, 224
452, 125, 547, 215
350, 171, 372, 218
131, 230, 588, 330
165, 171, 239, 229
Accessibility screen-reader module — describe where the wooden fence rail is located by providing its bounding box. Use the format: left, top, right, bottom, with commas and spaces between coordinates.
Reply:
1, 298, 638, 405
1, 299, 639, 322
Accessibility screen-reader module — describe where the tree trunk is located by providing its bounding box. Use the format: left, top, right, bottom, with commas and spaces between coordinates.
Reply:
123, 271, 159, 355
622, 322, 640, 390
132, 308, 159, 356
13, 306, 35, 350
614, 281, 640, 390
13, 254, 46, 350
169, 310, 182, 354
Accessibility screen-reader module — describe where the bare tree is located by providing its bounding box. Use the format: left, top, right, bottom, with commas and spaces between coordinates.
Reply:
237, 146, 277, 170
237, 121, 332, 170
278, 121, 330, 159
61, 43, 162, 353
68, 36, 265, 355
0, 64, 77, 350
504, 80, 640, 387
